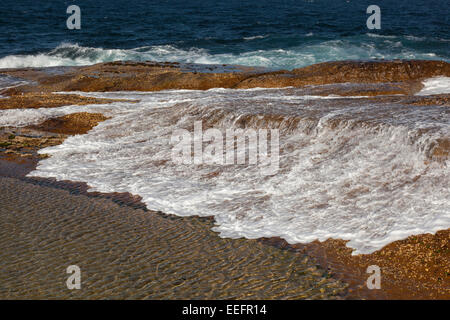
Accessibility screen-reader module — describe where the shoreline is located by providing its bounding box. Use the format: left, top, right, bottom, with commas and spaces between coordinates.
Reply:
0, 59, 449, 299
1, 140, 448, 299
0, 174, 348, 299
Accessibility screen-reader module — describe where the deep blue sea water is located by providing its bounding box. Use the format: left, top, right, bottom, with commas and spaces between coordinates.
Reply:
0, 0, 448, 69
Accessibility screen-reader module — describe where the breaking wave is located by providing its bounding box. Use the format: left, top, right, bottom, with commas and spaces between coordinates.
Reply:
0, 35, 447, 70
416, 77, 450, 95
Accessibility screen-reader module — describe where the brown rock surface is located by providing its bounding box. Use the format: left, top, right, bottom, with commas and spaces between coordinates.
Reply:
236, 60, 449, 89
292, 229, 450, 299
292, 60, 449, 83
0, 93, 133, 110
26, 112, 109, 135
0, 112, 109, 159
1, 60, 449, 94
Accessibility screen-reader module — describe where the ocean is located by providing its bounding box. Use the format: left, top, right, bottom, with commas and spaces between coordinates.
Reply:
0, 0, 449, 69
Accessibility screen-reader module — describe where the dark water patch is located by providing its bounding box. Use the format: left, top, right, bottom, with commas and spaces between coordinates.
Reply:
0, 1, 448, 69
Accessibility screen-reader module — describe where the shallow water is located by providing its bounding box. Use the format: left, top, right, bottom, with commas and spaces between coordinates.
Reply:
0, 176, 346, 299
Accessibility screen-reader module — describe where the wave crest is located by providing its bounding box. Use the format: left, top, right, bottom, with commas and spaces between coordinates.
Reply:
0, 37, 447, 70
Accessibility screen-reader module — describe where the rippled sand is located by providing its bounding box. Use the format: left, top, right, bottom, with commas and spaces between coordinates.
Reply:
0, 176, 346, 299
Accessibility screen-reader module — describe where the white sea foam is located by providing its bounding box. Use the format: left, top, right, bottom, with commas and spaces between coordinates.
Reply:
366, 33, 397, 39
243, 35, 268, 40
0, 88, 448, 254
416, 77, 450, 95
0, 41, 445, 70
